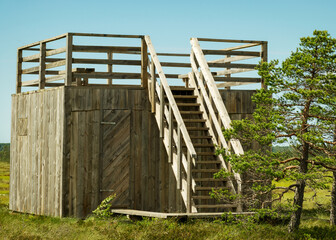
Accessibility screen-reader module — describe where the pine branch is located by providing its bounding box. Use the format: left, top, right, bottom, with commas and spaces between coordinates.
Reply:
280, 157, 300, 164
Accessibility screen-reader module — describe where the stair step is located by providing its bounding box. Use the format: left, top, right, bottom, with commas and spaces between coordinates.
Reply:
195, 186, 229, 191
186, 127, 209, 131
176, 103, 200, 107
180, 111, 203, 115
190, 136, 212, 139
172, 95, 197, 99
192, 169, 219, 173
192, 195, 213, 200
194, 178, 226, 182
195, 204, 237, 209
196, 152, 216, 156
178, 119, 206, 123
170, 87, 194, 91
183, 144, 214, 148
194, 144, 214, 147
195, 160, 221, 164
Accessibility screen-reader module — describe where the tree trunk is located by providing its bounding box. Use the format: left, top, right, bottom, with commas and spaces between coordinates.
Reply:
330, 171, 336, 225
288, 179, 306, 232
288, 146, 308, 233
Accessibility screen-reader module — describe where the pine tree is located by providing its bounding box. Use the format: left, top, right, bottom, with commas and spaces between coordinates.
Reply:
220, 30, 336, 232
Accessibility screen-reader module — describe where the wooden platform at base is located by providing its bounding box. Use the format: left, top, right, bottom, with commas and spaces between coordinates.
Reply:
111, 209, 255, 219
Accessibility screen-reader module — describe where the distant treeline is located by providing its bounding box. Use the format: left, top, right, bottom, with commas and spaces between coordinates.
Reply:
0, 143, 10, 162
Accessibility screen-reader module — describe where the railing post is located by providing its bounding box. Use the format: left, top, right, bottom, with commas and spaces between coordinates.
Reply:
177, 126, 182, 190
141, 38, 148, 89
16, 49, 22, 93
261, 42, 268, 89
150, 61, 156, 112
39, 42, 46, 89
168, 104, 173, 163
107, 51, 113, 85
187, 152, 192, 213
225, 55, 231, 90
65, 33, 73, 86
159, 83, 164, 138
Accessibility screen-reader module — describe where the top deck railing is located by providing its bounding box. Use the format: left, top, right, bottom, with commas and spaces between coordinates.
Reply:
16, 32, 194, 94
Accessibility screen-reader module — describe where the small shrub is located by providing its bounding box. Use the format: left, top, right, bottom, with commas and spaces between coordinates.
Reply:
93, 194, 115, 218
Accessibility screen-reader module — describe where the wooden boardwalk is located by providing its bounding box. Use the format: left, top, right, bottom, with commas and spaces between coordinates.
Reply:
111, 209, 255, 219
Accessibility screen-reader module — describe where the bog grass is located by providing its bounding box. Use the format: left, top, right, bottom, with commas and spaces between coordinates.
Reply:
1, 161, 336, 239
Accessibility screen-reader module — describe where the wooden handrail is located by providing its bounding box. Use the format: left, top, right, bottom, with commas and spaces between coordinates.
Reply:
145, 36, 197, 158
145, 35, 197, 213
190, 38, 243, 206
191, 38, 244, 155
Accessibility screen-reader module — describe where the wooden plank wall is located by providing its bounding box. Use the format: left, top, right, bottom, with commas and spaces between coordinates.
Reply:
219, 90, 255, 120
62, 86, 170, 218
9, 87, 64, 217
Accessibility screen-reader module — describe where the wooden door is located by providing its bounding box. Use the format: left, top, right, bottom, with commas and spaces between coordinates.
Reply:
101, 109, 131, 208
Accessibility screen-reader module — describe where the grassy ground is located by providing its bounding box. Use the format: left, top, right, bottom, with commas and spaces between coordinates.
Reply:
1, 162, 336, 239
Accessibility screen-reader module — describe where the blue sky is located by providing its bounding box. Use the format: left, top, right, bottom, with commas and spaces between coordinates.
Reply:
0, 0, 335, 143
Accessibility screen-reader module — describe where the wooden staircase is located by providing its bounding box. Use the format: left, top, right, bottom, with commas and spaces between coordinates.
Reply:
170, 86, 238, 212
144, 35, 266, 213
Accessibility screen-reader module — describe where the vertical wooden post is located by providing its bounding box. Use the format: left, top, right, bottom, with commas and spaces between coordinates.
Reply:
168, 104, 173, 163
141, 38, 148, 89
261, 42, 268, 90
39, 42, 46, 90
177, 127, 182, 190
186, 153, 192, 213
150, 61, 156, 112
159, 83, 164, 138
225, 55, 231, 90
65, 33, 73, 86
16, 49, 22, 93
217, 112, 222, 148
184, 77, 189, 88
107, 52, 113, 85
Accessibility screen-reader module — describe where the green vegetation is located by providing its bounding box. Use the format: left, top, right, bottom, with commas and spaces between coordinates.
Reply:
0, 143, 10, 163
218, 30, 336, 232
1, 161, 336, 239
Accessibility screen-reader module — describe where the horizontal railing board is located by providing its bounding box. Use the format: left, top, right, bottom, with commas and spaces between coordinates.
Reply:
21, 58, 64, 63
72, 45, 141, 53
208, 55, 256, 64
216, 82, 257, 88
22, 60, 66, 74
197, 37, 265, 44
208, 62, 257, 69
73, 72, 141, 79
218, 43, 261, 51
22, 47, 66, 62
216, 68, 254, 76
21, 74, 66, 86
160, 62, 191, 68
70, 32, 144, 38
73, 58, 141, 66
202, 49, 260, 56
20, 82, 65, 87
18, 33, 67, 50
213, 77, 261, 82
155, 53, 189, 57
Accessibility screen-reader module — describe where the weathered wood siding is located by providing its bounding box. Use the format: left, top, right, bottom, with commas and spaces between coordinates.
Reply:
10, 87, 64, 217
62, 86, 170, 218
10, 87, 255, 218
219, 90, 255, 119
